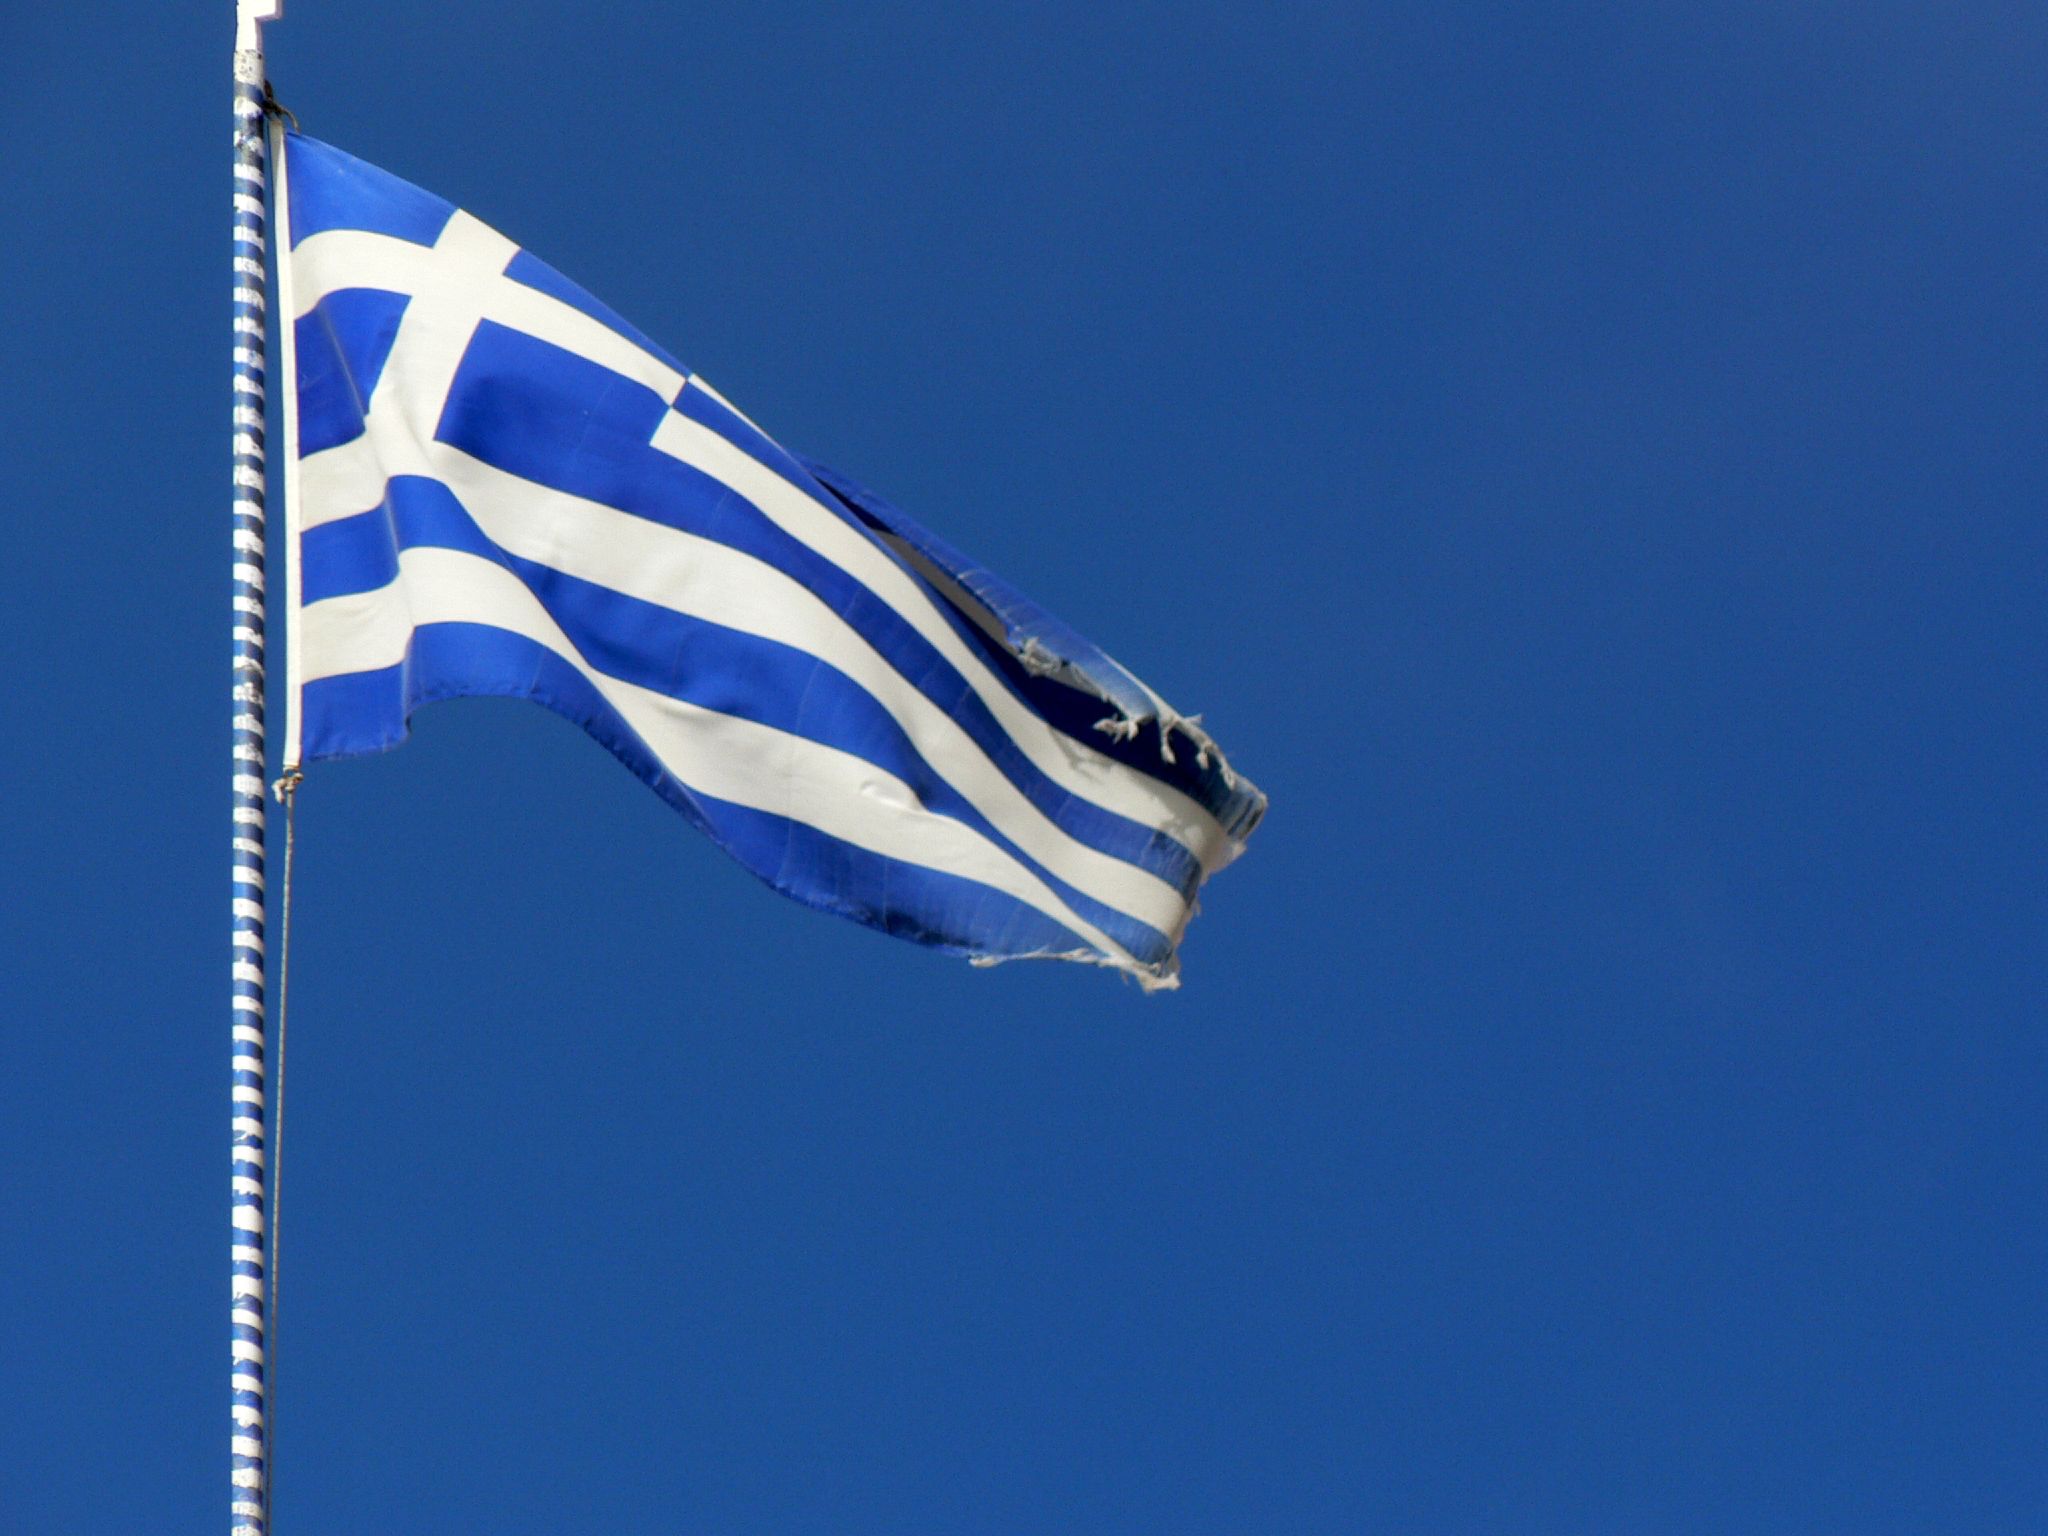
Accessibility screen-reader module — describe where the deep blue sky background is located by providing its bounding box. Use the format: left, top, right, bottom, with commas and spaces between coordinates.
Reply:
2, 4, 2044, 1531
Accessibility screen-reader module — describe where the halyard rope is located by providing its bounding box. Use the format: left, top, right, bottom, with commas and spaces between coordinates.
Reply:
265, 768, 301, 1527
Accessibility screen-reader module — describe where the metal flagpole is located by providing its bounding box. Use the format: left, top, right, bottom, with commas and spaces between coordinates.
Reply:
230, 3, 281, 1534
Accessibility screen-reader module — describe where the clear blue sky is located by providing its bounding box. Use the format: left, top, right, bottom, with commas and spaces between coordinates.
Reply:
2, 4, 2043, 1531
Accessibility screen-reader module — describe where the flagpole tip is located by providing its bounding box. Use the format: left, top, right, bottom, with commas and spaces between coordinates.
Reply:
236, 0, 281, 53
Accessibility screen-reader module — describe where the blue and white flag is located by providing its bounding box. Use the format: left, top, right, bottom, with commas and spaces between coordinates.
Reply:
276, 131, 1264, 988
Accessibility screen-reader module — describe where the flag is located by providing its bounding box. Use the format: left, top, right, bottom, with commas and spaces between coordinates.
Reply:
276, 131, 1264, 988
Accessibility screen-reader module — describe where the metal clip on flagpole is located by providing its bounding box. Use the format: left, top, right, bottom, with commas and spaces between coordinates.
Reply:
230, 4, 281, 1535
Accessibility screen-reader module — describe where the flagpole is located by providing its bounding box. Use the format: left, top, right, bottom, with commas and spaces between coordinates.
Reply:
230, 4, 281, 1534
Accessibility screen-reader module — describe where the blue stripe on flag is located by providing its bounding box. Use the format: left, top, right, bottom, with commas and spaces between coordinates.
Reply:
300, 507, 401, 605
295, 289, 412, 457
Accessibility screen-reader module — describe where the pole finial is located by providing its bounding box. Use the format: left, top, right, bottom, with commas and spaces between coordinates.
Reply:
235, 0, 281, 54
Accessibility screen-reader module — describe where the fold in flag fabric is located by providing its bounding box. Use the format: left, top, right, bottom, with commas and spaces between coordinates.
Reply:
278, 131, 1265, 988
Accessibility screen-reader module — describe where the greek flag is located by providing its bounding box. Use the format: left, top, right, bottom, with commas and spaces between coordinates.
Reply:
277, 131, 1264, 988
